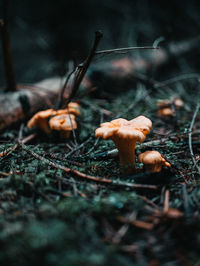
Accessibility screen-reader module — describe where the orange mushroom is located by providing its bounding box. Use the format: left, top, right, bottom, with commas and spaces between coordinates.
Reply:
49, 114, 77, 139
56, 102, 80, 116
157, 107, 175, 117
173, 98, 184, 109
157, 98, 184, 118
27, 109, 56, 134
157, 99, 171, 108
27, 102, 80, 134
138, 150, 171, 173
95, 116, 152, 173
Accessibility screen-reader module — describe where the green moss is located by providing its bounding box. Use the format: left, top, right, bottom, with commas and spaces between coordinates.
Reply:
0, 58, 200, 266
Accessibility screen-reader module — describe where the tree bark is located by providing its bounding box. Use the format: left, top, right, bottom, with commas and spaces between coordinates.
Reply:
0, 77, 64, 131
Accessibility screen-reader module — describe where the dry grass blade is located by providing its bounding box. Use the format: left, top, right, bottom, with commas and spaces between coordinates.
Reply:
95, 46, 159, 55
188, 103, 200, 174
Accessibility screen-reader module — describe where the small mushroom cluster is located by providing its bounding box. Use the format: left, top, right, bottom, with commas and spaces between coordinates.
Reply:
157, 97, 184, 118
27, 102, 80, 138
95, 115, 171, 174
95, 116, 152, 173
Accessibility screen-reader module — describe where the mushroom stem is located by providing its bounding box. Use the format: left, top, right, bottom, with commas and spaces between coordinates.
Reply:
37, 119, 51, 134
95, 116, 152, 174
144, 164, 162, 173
112, 137, 136, 173
59, 131, 71, 139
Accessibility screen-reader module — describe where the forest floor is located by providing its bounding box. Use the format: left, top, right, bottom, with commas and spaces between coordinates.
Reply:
0, 54, 200, 265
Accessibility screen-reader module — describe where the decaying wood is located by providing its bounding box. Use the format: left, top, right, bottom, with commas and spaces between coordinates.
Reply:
0, 77, 65, 131
0, 36, 199, 131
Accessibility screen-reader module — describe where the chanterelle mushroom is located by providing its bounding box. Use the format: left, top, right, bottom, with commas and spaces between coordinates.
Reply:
27, 102, 80, 134
138, 150, 171, 173
49, 114, 77, 139
95, 116, 152, 173
157, 98, 184, 118
157, 107, 175, 117
173, 98, 184, 109
27, 109, 56, 134
56, 102, 80, 116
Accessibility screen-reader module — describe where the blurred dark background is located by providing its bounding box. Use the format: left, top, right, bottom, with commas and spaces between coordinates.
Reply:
0, 0, 200, 86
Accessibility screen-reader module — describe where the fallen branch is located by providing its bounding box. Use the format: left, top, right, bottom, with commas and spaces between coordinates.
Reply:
18, 139, 157, 190
0, 77, 64, 131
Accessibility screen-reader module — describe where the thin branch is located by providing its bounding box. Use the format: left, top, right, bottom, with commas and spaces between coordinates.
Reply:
55, 63, 75, 110
18, 140, 157, 190
46, 153, 82, 166
137, 195, 160, 210
163, 189, 170, 213
0, 143, 18, 158
95, 46, 159, 55
81, 99, 113, 116
56, 31, 102, 109
188, 103, 200, 174
65, 136, 92, 158
155, 73, 200, 88
93, 137, 170, 159
64, 31, 103, 106
0, 133, 36, 159
83, 112, 104, 156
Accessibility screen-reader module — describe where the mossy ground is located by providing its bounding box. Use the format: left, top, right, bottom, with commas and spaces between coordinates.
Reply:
0, 74, 200, 266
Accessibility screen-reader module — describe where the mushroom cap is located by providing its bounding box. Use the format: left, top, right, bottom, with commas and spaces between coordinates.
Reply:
157, 107, 175, 117
174, 98, 184, 109
129, 116, 152, 134
68, 102, 80, 109
27, 109, 56, 129
56, 102, 80, 116
157, 98, 184, 110
95, 116, 152, 143
27, 102, 80, 129
49, 114, 77, 131
138, 150, 170, 167
157, 99, 171, 107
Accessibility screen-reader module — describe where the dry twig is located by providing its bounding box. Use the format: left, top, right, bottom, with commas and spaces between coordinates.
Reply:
64, 31, 103, 107
0, 133, 36, 159
188, 103, 200, 174
95, 46, 158, 55
18, 139, 157, 190
163, 189, 170, 213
